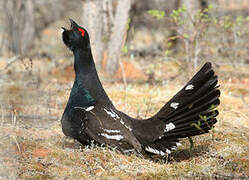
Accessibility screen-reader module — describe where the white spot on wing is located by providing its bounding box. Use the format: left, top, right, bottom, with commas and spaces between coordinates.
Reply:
74, 106, 94, 111
123, 149, 134, 153
170, 102, 179, 109
120, 119, 132, 131
145, 146, 165, 156
185, 84, 194, 90
102, 129, 120, 133
85, 106, 94, 111
164, 123, 175, 132
100, 133, 123, 141
104, 108, 132, 131
74, 106, 85, 110
104, 108, 120, 120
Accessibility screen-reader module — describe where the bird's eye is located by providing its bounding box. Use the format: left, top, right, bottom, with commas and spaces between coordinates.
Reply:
78, 28, 85, 37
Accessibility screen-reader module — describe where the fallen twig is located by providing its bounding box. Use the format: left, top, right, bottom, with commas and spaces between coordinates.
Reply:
2, 114, 58, 121
12, 136, 21, 154
0, 55, 20, 73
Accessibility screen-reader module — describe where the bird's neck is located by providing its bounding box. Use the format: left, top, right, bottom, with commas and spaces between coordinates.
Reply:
73, 48, 94, 78
72, 48, 114, 107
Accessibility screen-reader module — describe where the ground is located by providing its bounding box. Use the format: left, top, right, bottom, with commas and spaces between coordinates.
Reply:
0, 56, 248, 179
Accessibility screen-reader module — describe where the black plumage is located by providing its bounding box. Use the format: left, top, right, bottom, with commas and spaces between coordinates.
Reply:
61, 19, 220, 156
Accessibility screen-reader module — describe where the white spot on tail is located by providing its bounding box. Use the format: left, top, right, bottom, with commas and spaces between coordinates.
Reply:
176, 142, 182, 146
166, 149, 171, 154
164, 123, 175, 132
171, 147, 176, 150
170, 102, 179, 109
185, 84, 194, 90
145, 146, 165, 156
85, 106, 94, 111
99, 133, 123, 141
102, 129, 120, 133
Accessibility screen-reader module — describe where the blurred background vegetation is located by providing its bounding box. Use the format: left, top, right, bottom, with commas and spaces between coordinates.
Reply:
1, 0, 249, 72
0, 0, 248, 179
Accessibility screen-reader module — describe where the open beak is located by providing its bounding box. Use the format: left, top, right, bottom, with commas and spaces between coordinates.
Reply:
69, 19, 78, 29
61, 27, 67, 31
61, 19, 78, 32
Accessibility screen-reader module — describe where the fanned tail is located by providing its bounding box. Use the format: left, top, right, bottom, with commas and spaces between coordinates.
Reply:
143, 62, 220, 155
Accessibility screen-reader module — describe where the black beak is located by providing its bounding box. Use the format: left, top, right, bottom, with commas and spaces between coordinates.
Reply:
69, 19, 78, 29
61, 19, 78, 32
61, 27, 67, 31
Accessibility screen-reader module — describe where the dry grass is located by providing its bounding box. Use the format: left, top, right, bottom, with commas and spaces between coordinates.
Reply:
0, 56, 248, 179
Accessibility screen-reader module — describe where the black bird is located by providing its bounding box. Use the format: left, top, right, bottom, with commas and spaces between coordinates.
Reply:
61, 19, 220, 156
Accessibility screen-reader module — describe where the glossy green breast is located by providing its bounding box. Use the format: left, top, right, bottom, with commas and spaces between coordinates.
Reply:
67, 80, 96, 109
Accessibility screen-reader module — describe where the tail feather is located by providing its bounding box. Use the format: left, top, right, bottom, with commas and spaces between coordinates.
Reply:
161, 75, 218, 121
141, 62, 220, 155
173, 90, 220, 123
144, 138, 181, 155
172, 110, 218, 130
164, 87, 220, 122
167, 113, 218, 138
156, 74, 217, 120
167, 118, 217, 138
170, 98, 219, 124
190, 88, 220, 109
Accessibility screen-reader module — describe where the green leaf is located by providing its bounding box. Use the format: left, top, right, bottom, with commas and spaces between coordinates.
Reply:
191, 122, 202, 131
199, 115, 207, 121
170, 10, 179, 18
183, 33, 189, 39
208, 4, 213, 9
188, 137, 194, 152
181, 5, 187, 12
236, 16, 243, 26
224, 16, 234, 30
121, 46, 128, 54
126, 18, 131, 30
165, 50, 171, 56
212, 17, 217, 24
167, 42, 173, 48
147, 10, 165, 20
209, 104, 216, 110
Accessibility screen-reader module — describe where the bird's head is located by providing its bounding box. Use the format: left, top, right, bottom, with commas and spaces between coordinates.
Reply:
62, 19, 90, 51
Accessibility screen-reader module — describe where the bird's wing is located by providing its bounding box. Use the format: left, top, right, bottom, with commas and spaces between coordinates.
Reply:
84, 105, 142, 151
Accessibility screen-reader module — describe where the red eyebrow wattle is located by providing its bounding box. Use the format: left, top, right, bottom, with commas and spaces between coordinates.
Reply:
78, 28, 85, 37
